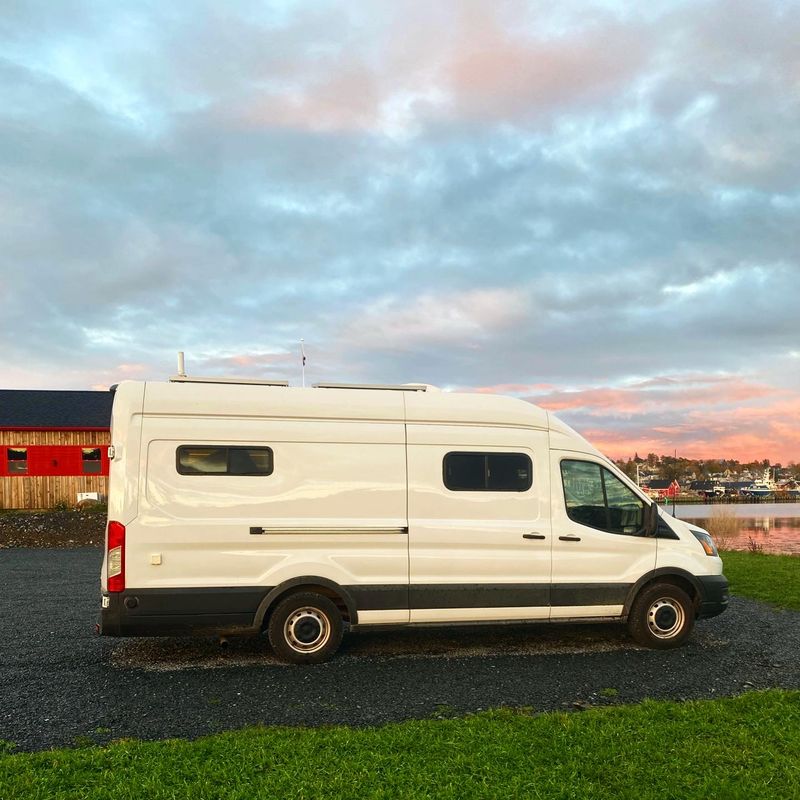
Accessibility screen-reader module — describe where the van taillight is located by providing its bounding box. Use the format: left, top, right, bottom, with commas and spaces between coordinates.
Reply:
107, 521, 126, 592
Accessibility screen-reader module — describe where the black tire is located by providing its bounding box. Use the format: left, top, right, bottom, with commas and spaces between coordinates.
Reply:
267, 592, 343, 664
627, 582, 695, 649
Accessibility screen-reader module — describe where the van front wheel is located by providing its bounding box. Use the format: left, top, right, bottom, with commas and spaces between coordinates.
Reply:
268, 592, 343, 664
627, 583, 694, 649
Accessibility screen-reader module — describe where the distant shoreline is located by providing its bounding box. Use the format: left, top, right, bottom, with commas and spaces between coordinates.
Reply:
657, 495, 800, 505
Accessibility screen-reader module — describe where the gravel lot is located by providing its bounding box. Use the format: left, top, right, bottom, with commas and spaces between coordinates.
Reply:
2, 548, 799, 752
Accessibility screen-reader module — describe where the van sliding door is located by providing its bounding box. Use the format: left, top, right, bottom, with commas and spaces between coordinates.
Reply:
406, 425, 552, 623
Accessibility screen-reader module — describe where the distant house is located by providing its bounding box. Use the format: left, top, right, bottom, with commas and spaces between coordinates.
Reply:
689, 480, 727, 497
0, 390, 113, 509
641, 478, 681, 499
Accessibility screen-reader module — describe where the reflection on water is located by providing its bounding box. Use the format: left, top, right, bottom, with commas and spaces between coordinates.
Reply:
673, 503, 800, 555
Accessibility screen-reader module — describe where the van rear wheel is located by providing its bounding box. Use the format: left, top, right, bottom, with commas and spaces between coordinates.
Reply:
627, 582, 694, 649
267, 592, 343, 664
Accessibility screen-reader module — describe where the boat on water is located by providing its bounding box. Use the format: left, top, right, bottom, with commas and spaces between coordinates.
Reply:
743, 468, 778, 498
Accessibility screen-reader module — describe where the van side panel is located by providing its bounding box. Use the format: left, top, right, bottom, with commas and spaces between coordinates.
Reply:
123, 414, 410, 626
406, 424, 552, 622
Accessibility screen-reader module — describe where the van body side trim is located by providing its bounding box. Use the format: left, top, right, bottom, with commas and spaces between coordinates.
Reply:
347, 585, 409, 611
100, 581, 644, 637
551, 583, 631, 607
409, 584, 550, 609
99, 588, 265, 636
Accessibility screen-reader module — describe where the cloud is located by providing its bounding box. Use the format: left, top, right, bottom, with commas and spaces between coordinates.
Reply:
579, 393, 800, 465
0, 0, 799, 464
524, 375, 776, 414
529, 378, 800, 464
341, 288, 530, 350
465, 373, 800, 463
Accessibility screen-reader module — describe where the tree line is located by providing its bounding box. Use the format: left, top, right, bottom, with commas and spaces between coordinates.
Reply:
614, 454, 800, 483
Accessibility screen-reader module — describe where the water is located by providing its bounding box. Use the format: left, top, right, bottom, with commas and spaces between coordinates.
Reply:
671, 503, 800, 555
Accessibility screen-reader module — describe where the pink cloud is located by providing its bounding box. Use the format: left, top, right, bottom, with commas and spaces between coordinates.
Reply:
472, 374, 776, 415
342, 288, 529, 350
209, 5, 650, 134
472, 382, 557, 395
531, 381, 774, 414
231, 66, 383, 134
445, 8, 647, 121
465, 375, 800, 463
581, 396, 800, 464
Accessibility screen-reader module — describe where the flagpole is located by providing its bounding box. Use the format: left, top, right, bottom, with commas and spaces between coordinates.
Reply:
300, 339, 306, 388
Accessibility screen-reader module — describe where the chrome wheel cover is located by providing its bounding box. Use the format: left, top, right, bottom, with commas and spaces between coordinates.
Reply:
647, 597, 685, 639
284, 607, 331, 653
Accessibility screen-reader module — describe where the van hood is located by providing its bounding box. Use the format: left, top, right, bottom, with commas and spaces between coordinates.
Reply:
658, 507, 709, 540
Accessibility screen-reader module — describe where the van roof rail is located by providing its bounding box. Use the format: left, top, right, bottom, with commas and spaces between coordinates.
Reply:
313, 382, 429, 392
169, 375, 289, 387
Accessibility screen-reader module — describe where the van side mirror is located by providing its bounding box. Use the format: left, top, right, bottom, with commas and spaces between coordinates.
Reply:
644, 501, 659, 537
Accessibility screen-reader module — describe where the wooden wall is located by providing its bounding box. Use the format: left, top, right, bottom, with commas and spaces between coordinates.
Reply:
0, 430, 110, 510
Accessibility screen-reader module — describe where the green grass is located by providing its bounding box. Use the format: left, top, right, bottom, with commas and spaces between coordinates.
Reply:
1, 692, 799, 799
722, 550, 800, 610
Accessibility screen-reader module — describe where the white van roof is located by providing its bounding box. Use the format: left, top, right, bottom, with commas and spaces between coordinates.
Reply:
121, 380, 551, 430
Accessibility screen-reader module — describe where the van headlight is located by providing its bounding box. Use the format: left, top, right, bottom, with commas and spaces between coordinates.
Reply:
691, 530, 719, 557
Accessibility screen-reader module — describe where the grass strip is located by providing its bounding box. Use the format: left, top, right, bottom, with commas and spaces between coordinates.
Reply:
721, 550, 800, 610
2, 691, 799, 800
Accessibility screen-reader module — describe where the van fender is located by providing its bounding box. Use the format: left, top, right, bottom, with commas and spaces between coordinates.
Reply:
623, 568, 704, 615
253, 576, 359, 628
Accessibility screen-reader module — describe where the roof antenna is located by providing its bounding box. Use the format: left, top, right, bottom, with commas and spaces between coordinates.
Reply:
177, 351, 187, 378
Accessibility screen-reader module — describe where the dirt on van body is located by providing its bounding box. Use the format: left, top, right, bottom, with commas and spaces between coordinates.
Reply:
0, 506, 105, 548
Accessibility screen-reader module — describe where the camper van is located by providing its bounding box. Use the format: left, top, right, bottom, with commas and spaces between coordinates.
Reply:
99, 377, 728, 663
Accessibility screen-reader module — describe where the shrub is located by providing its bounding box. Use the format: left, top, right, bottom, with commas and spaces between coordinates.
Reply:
704, 508, 739, 549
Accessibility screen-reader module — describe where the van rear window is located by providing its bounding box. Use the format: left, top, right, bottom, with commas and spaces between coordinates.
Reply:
176, 446, 274, 476
443, 452, 532, 492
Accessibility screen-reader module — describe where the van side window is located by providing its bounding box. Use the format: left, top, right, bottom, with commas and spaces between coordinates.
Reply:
561, 460, 644, 535
444, 452, 532, 492
176, 446, 274, 476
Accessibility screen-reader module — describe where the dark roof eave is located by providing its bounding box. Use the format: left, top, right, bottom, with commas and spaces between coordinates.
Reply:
0, 389, 113, 427
0, 426, 110, 432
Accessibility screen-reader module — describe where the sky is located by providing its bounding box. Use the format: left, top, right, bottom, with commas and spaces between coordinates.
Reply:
1, 0, 799, 464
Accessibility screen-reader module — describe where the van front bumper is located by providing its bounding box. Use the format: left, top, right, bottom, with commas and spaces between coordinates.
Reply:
696, 574, 729, 619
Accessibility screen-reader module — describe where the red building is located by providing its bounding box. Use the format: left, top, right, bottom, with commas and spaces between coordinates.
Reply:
0, 390, 113, 509
641, 479, 681, 499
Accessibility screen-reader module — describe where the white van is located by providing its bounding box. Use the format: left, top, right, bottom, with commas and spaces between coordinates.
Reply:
100, 377, 728, 663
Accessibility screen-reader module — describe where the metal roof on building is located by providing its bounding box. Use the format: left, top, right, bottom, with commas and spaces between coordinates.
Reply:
643, 479, 679, 489
0, 390, 112, 429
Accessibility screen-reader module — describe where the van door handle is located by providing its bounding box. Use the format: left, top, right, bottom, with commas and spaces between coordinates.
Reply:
523, 533, 546, 540
559, 535, 582, 542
